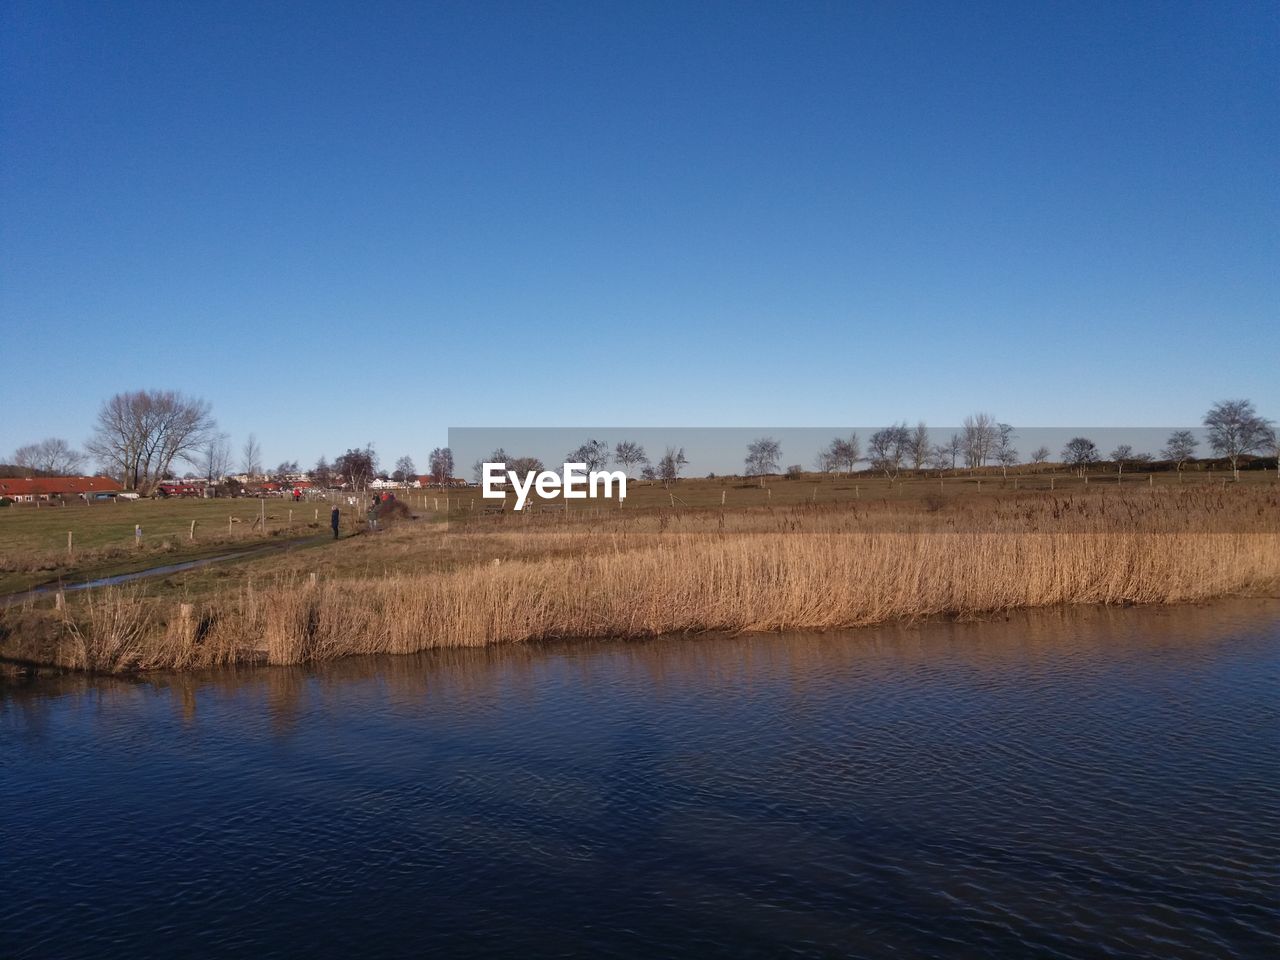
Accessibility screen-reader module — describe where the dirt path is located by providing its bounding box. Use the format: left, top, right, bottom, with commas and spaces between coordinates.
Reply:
1, 535, 333, 607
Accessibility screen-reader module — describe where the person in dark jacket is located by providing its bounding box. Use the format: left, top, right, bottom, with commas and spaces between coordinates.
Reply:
330, 506, 340, 539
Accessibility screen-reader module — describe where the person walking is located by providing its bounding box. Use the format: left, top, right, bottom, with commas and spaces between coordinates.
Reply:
330, 506, 340, 539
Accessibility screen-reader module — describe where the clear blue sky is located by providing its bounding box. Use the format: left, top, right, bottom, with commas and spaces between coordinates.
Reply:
2, 0, 1276, 472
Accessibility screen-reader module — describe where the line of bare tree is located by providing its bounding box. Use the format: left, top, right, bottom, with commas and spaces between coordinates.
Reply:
6, 396, 1276, 493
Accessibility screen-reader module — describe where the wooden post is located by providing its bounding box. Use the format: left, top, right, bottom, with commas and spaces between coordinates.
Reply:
229, 515, 233, 535
260, 497, 266, 535
288, 509, 293, 527
309, 571, 317, 587
67, 531, 73, 556
1050, 476, 1055, 491
55, 590, 65, 611
721, 490, 726, 506
135, 524, 142, 545
314, 508, 319, 521
189, 519, 197, 541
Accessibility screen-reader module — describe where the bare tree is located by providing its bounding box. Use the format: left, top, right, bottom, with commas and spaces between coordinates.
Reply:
1110, 444, 1134, 477
994, 424, 1018, 477
428, 447, 455, 487
199, 433, 232, 484
86, 389, 216, 493
1204, 399, 1272, 479
1030, 446, 1051, 466
613, 441, 648, 476
312, 455, 333, 490
241, 434, 263, 479
658, 446, 688, 485
1061, 437, 1100, 476
962, 413, 998, 468
928, 444, 953, 471
507, 455, 544, 485
393, 455, 417, 483
868, 424, 910, 479
819, 434, 860, 474
567, 439, 609, 472
744, 437, 782, 478
1161, 430, 1199, 477
472, 448, 509, 484
11, 438, 86, 475
945, 433, 963, 470
335, 445, 377, 491
908, 422, 931, 472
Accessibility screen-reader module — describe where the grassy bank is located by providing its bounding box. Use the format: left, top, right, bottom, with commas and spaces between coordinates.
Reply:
3, 485, 1276, 675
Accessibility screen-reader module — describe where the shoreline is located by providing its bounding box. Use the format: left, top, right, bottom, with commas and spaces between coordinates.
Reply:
4, 487, 1277, 678
6, 592, 1280, 688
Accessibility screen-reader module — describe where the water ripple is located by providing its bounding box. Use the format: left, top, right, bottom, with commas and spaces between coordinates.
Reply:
2, 599, 1279, 959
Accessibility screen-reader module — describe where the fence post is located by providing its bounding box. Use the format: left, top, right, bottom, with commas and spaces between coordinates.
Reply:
189, 519, 197, 541
67, 531, 73, 556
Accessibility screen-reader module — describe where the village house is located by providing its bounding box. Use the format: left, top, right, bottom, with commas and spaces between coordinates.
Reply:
0, 476, 124, 503
156, 480, 207, 498
416, 475, 471, 488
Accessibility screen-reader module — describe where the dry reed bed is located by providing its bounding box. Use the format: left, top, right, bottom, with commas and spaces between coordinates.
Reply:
9, 488, 1279, 674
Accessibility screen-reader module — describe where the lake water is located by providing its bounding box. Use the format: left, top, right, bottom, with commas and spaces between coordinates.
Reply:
3, 601, 1278, 959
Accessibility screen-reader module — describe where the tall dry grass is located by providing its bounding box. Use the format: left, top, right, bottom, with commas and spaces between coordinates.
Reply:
11, 488, 1279, 673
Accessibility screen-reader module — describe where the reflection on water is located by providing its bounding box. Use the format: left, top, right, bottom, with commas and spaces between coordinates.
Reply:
3, 600, 1279, 959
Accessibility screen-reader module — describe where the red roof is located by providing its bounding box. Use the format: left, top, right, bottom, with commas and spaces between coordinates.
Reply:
0, 476, 123, 496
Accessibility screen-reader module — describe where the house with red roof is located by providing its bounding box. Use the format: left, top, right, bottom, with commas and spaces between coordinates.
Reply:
0, 476, 124, 503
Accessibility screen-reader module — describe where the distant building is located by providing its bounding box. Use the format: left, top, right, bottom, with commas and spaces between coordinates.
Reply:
0, 476, 124, 503
416, 475, 470, 488
157, 481, 206, 497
